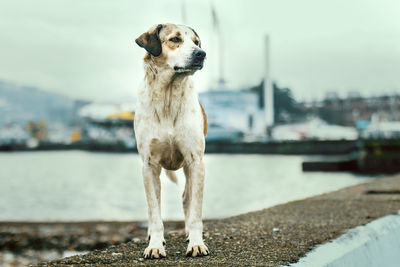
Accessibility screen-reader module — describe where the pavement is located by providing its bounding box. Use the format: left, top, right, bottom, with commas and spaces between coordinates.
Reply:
36, 175, 400, 266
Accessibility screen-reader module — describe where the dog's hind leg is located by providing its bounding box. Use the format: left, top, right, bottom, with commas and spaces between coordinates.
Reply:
142, 163, 166, 259
183, 159, 209, 257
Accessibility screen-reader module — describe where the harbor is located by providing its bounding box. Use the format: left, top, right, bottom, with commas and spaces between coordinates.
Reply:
1, 0, 400, 266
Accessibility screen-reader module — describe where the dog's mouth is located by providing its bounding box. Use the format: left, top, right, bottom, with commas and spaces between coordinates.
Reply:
174, 62, 204, 72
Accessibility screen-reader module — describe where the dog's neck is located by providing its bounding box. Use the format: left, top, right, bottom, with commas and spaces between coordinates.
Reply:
144, 60, 191, 90
143, 58, 194, 119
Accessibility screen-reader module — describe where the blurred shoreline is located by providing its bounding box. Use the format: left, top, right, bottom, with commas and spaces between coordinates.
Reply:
2, 139, 400, 174
0, 139, 358, 154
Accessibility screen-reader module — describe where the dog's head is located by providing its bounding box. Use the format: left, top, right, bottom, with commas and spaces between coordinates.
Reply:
135, 23, 206, 73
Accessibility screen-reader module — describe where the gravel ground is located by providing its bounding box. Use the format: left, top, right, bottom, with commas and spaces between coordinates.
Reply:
32, 175, 400, 266
0, 221, 184, 266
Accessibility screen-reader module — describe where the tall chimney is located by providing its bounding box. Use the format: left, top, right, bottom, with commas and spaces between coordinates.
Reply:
264, 35, 274, 130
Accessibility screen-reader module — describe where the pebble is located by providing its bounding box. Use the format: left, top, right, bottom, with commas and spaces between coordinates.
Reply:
132, 237, 141, 243
111, 252, 122, 256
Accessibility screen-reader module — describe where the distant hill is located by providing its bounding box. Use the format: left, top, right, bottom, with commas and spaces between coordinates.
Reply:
0, 81, 79, 126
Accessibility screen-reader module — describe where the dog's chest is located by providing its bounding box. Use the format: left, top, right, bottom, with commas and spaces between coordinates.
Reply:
135, 88, 203, 157
135, 102, 203, 169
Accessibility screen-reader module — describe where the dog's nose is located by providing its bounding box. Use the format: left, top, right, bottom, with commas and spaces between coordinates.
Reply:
195, 50, 206, 59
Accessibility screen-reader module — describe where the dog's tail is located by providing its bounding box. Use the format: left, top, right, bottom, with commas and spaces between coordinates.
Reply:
164, 170, 178, 184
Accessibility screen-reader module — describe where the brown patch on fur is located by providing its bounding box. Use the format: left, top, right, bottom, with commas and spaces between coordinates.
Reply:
154, 110, 161, 123
150, 138, 184, 171
189, 27, 199, 38
163, 32, 181, 51
189, 27, 201, 47
159, 25, 183, 51
192, 37, 200, 47
199, 102, 207, 136
159, 24, 175, 38
163, 43, 178, 51
144, 53, 151, 60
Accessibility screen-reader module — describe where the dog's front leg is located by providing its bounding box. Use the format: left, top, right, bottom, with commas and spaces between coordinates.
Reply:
142, 163, 166, 259
184, 158, 209, 257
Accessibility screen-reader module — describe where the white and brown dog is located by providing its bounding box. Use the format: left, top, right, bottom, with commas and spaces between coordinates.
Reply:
134, 23, 208, 259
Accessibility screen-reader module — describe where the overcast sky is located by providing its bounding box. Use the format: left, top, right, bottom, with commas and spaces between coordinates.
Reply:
0, 0, 399, 101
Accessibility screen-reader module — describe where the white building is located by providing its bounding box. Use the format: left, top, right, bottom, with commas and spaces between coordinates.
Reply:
199, 89, 266, 141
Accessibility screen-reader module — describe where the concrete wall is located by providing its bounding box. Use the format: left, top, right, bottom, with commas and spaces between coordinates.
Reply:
293, 211, 400, 267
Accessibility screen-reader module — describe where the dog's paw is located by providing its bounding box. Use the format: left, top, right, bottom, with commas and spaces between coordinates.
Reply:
186, 244, 209, 257
143, 246, 166, 259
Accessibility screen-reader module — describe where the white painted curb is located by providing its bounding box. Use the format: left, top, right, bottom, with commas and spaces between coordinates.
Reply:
291, 211, 400, 267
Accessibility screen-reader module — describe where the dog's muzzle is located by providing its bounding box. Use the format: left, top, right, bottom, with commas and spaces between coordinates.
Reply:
190, 49, 206, 70
174, 49, 206, 72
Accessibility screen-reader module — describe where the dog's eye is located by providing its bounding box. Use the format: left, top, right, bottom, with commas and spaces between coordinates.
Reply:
169, 37, 181, 43
194, 40, 199, 46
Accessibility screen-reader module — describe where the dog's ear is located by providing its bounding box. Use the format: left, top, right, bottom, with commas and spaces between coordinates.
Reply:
135, 24, 163, 57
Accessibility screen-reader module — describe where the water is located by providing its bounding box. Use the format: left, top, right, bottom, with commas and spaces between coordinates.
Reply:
0, 151, 374, 221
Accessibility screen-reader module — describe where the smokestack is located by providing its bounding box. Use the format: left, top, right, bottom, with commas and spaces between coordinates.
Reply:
264, 35, 274, 130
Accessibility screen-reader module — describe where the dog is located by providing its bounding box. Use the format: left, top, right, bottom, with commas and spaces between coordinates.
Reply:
134, 23, 208, 259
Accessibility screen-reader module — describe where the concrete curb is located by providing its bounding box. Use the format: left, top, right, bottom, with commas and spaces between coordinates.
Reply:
293, 211, 400, 267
